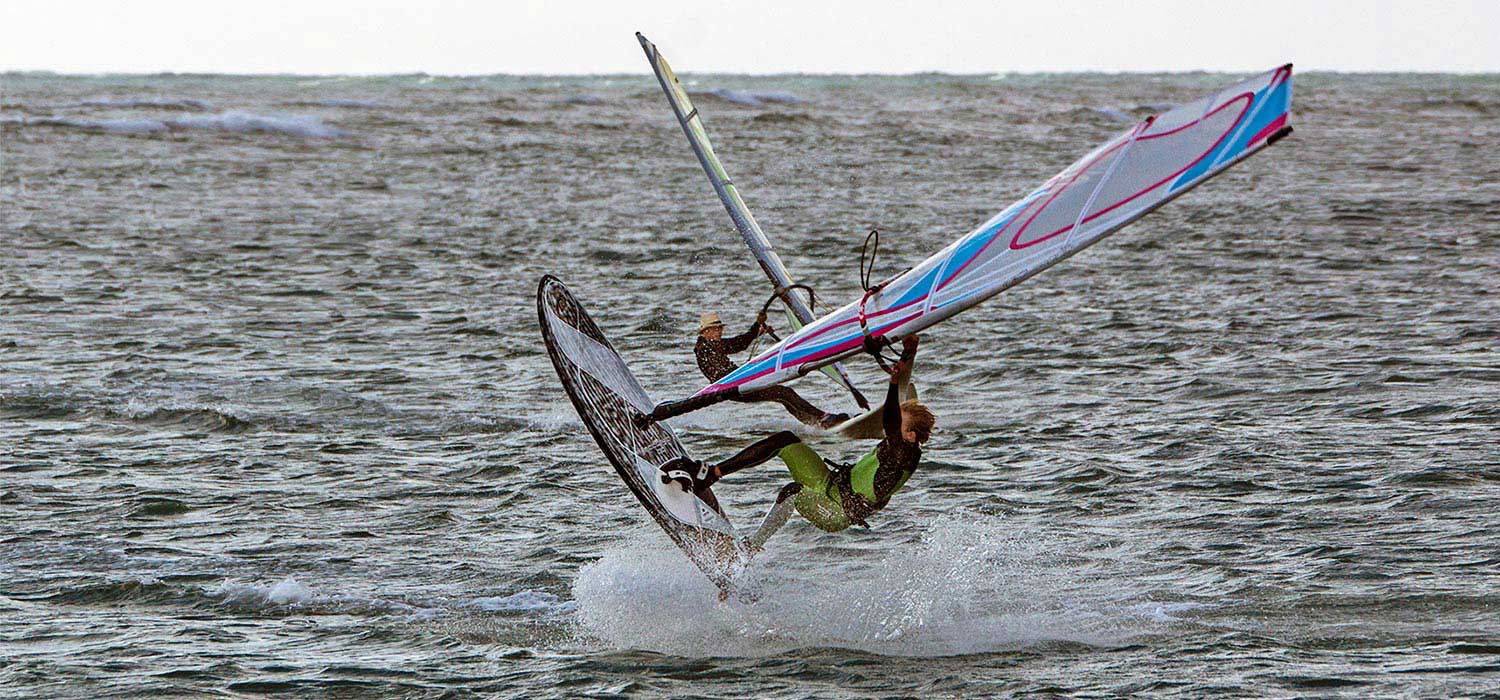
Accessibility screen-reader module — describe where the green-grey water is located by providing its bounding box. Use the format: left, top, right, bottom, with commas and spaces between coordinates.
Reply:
2, 71, 1498, 698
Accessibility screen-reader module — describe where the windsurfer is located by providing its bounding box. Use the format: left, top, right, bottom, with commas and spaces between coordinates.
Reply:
695, 310, 848, 429
661, 335, 933, 538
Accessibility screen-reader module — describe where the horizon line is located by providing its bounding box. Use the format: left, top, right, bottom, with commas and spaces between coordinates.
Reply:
6, 68, 1500, 79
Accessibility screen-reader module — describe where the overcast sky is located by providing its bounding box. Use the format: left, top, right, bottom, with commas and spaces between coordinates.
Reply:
2, 0, 1496, 75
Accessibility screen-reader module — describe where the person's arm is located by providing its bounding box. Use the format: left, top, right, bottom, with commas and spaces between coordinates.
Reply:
882, 335, 919, 441
722, 311, 770, 354
881, 379, 903, 441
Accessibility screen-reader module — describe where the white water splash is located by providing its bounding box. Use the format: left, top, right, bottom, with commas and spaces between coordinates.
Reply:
573, 514, 1187, 657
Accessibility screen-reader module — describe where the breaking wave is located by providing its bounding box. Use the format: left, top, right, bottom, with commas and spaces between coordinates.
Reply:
1, 111, 345, 138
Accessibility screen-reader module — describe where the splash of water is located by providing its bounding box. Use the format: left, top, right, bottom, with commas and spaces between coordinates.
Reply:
573, 513, 1181, 657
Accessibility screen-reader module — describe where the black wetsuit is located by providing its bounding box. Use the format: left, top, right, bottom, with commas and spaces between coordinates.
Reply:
694, 320, 830, 425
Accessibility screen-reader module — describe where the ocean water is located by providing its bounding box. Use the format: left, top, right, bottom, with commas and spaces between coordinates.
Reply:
1, 70, 1497, 698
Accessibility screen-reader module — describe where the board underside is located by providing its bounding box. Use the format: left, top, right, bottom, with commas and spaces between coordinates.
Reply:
537, 276, 750, 592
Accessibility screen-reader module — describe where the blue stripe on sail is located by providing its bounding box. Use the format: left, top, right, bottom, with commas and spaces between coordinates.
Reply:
779, 330, 860, 366
718, 354, 778, 385
1171, 78, 1289, 193
886, 189, 1044, 310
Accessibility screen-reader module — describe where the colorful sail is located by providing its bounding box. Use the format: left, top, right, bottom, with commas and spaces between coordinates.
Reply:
637, 32, 869, 409
698, 64, 1293, 397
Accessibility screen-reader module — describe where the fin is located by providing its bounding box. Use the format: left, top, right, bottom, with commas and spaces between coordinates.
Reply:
831, 382, 918, 438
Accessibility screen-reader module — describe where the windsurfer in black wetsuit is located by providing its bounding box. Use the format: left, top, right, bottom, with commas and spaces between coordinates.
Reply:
695, 311, 848, 429
662, 335, 934, 539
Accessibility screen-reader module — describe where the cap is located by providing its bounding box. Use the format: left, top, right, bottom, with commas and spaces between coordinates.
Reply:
698, 311, 724, 332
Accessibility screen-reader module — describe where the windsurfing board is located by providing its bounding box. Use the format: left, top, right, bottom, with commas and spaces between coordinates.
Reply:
537, 275, 751, 594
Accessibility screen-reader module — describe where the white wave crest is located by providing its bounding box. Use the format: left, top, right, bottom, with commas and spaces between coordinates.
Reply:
214, 576, 319, 606
208, 576, 436, 617
2, 111, 345, 138
703, 89, 803, 106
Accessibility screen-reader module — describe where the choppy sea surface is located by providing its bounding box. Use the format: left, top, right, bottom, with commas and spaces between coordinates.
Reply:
2, 70, 1497, 698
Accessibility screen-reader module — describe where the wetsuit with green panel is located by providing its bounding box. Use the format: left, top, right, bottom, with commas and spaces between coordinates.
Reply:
779, 378, 919, 531
684, 345, 921, 533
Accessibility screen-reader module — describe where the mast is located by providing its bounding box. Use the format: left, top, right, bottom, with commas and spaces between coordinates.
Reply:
637, 32, 869, 409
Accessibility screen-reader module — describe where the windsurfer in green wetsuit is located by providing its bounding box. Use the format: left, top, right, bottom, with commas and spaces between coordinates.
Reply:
660, 335, 933, 540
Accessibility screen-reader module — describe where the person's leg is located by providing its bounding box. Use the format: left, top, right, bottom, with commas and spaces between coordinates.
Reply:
698, 430, 801, 490
746, 482, 802, 550
792, 488, 852, 532
749, 440, 853, 547
771, 440, 851, 533
742, 386, 840, 427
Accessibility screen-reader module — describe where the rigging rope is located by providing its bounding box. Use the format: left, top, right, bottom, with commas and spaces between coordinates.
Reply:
856, 229, 903, 371
752, 283, 818, 345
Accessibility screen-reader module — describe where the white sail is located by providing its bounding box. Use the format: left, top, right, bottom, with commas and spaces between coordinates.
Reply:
699, 64, 1294, 397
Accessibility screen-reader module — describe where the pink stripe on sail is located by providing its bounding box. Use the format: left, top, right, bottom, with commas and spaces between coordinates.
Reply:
1007, 92, 1253, 251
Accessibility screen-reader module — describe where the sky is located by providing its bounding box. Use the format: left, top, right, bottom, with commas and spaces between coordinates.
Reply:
2, 0, 1496, 75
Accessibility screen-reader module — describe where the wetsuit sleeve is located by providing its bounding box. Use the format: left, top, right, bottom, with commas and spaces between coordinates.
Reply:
882, 340, 918, 442
882, 380, 904, 442
721, 321, 760, 354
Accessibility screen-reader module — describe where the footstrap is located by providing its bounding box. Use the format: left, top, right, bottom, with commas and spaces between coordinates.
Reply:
660, 469, 692, 489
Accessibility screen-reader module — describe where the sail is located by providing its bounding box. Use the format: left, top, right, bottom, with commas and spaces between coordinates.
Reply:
637, 32, 869, 409
697, 64, 1293, 397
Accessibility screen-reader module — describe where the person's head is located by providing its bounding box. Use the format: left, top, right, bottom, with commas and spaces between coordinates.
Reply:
698, 312, 724, 340
900, 399, 936, 443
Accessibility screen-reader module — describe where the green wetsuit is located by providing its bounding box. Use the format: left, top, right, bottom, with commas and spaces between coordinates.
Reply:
776, 381, 919, 532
